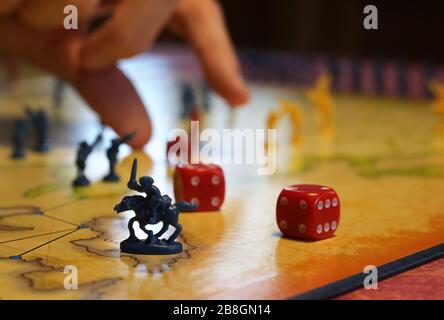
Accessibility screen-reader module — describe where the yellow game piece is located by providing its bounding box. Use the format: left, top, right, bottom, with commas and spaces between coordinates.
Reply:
265, 99, 304, 149
279, 99, 303, 145
429, 80, 444, 138
307, 73, 335, 133
429, 81, 444, 111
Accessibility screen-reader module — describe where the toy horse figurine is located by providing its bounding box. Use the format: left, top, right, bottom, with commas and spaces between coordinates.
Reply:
114, 158, 196, 255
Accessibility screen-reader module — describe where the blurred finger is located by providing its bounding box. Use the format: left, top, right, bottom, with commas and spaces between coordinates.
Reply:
0, 16, 54, 62
0, 54, 20, 84
0, 16, 82, 79
80, 0, 179, 70
73, 67, 151, 149
0, 0, 23, 15
170, 0, 249, 106
0, 17, 150, 148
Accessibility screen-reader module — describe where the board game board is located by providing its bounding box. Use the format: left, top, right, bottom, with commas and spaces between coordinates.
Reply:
0, 50, 444, 300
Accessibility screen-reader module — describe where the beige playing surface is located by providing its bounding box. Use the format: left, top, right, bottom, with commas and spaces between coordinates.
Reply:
1, 53, 444, 299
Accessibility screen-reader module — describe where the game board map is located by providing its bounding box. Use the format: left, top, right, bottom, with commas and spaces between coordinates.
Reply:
0, 203, 197, 297
1, 175, 444, 300
2, 51, 444, 300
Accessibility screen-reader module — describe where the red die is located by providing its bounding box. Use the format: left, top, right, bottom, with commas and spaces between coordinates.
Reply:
276, 184, 340, 241
173, 163, 225, 211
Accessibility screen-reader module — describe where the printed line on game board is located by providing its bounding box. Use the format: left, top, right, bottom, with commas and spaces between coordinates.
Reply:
42, 198, 86, 215
37, 202, 86, 228
42, 214, 81, 228
0, 228, 77, 245
17, 228, 80, 257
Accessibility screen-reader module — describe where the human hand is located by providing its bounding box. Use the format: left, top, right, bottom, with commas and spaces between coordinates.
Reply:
81, 0, 250, 106
0, 0, 250, 148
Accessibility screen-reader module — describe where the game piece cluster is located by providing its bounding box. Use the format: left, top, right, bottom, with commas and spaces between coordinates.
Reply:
73, 130, 135, 187
11, 107, 50, 159
113, 79, 342, 256
239, 52, 436, 100
118, 154, 341, 255
265, 73, 335, 153
9, 81, 341, 259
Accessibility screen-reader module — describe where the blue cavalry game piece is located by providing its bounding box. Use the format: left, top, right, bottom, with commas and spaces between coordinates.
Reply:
114, 158, 196, 255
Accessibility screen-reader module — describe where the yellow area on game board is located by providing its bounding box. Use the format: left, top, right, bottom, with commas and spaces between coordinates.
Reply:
0, 62, 444, 299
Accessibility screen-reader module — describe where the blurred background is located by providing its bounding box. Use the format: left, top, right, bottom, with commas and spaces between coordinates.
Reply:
167, 0, 444, 62
2, 0, 444, 108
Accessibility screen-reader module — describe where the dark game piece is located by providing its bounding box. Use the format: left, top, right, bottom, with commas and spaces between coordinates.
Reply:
103, 132, 135, 182
26, 107, 50, 152
180, 83, 196, 119
53, 79, 66, 109
10, 119, 29, 159
201, 80, 211, 112
114, 158, 196, 255
72, 131, 104, 187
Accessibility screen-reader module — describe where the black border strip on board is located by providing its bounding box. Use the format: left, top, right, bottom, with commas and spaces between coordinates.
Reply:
291, 242, 444, 300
